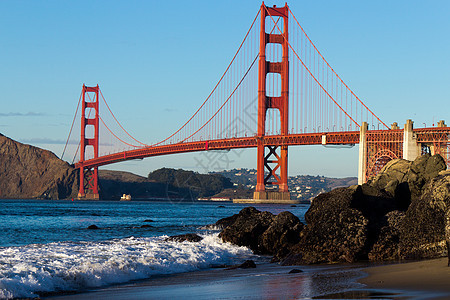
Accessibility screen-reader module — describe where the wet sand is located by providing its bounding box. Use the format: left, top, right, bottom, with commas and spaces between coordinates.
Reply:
46, 258, 450, 299
48, 263, 368, 299
360, 257, 450, 299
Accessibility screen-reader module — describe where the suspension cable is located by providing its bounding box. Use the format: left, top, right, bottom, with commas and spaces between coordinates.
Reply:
264, 6, 360, 128
152, 9, 261, 147
99, 115, 139, 148
99, 89, 149, 147
61, 90, 82, 160
181, 55, 259, 143
287, 6, 388, 129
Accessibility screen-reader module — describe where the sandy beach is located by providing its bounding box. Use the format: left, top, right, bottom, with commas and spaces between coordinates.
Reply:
46, 258, 450, 300
360, 257, 450, 299
47, 263, 368, 299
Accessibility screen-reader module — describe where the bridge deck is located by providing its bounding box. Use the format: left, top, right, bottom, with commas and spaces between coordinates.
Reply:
75, 127, 450, 170
75, 131, 360, 169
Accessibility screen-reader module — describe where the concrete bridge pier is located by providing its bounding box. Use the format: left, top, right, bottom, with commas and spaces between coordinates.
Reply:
357, 122, 368, 185
403, 119, 420, 161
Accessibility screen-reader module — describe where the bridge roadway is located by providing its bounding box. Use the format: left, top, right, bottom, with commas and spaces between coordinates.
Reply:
75, 131, 360, 169
75, 126, 450, 172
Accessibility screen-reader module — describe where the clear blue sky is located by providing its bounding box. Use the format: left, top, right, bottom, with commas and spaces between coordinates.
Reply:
1, 0, 449, 178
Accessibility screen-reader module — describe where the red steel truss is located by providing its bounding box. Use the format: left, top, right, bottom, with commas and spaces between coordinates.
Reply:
416, 127, 450, 167
365, 130, 403, 180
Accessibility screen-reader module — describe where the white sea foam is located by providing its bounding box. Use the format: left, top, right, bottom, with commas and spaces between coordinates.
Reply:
0, 233, 253, 299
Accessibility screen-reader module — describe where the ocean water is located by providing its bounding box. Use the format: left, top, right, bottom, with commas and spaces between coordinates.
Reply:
0, 199, 309, 299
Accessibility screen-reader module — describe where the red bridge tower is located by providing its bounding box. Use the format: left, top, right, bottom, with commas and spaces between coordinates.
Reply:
78, 84, 100, 199
253, 3, 291, 202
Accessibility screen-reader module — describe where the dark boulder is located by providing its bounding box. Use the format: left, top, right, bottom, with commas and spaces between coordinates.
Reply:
218, 207, 304, 258
283, 187, 369, 265
215, 213, 240, 230
260, 211, 304, 261
165, 233, 203, 243
87, 224, 99, 230
219, 207, 275, 253
368, 154, 446, 202
446, 209, 450, 267
225, 260, 256, 270
399, 173, 450, 259
283, 155, 447, 265
217, 155, 449, 265
237, 260, 256, 269
368, 210, 405, 261
288, 269, 303, 274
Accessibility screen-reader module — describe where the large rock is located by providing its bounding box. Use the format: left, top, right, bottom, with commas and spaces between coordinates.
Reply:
260, 211, 304, 261
0, 133, 79, 199
358, 154, 447, 261
218, 207, 303, 258
368, 153, 446, 202
399, 173, 450, 259
446, 209, 450, 266
368, 210, 405, 261
283, 154, 448, 265
216, 154, 448, 265
219, 207, 275, 254
282, 188, 369, 265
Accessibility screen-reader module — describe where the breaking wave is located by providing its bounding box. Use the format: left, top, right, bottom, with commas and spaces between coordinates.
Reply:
0, 233, 253, 299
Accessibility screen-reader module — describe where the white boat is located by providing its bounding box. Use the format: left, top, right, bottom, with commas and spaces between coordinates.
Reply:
120, 194, 131, 201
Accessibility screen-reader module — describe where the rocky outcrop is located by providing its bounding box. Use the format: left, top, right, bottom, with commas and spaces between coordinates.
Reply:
283, 187, 369, 265
446, 209, 450, 266
260, 211, 304, 260
367, 154, 446, 203
282, 154, 448, 265
218, 207, 304, 259
0, 133, 78, 199
219, 207, 276, 253
217, 154, 449, 265
399, 171, 450, 259
368, 210, 405, 261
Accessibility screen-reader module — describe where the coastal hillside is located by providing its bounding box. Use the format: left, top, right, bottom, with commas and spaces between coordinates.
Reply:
98, 168, 234, 200
99, 170, 166, 200
147, 168, 233, 199
0, 133, 78, 199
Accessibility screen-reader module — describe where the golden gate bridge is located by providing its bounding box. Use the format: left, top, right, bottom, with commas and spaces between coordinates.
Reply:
62, 3, 450, 201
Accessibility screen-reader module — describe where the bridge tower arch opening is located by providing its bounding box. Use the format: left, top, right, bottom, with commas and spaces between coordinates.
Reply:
254, 3, 291, 202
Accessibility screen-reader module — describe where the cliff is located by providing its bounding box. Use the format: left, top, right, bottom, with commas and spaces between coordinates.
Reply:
0, 133, 78, 199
